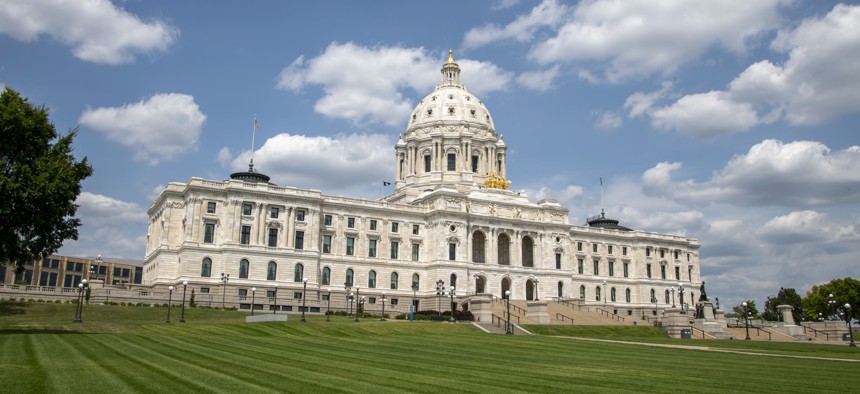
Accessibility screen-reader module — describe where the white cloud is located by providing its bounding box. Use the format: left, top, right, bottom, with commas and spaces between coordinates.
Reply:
759, 210, 857, 245
594, 111, 622, 130
527, 0, 784, 82
0, 0, 177, 64
650, 91, 759, 138
529, 184, 584, 207
642, 139, 860, 207
516, 65, 561, 91
59, 192, 148, 259
228, 132, 394, 197
463, 0, 572, 48
79, 93, 206, 165
276, 42, 511, 127
492, 0, 521, 11
217, 147, 232, 168
624, 81, 674, 118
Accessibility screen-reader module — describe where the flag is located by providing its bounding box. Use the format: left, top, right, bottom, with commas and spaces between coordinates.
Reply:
254, 117, 259, 129
600, 176, 603, 186
383, 181, 391, 186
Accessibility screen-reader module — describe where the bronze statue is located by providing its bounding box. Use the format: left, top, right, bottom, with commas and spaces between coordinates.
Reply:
699, 281, 708, 301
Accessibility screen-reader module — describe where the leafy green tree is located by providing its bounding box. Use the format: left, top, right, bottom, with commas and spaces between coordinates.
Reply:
0, 88, 93, 271
762, 287, 803, 322
802, 278, 859, 321
727, 300, 759, 319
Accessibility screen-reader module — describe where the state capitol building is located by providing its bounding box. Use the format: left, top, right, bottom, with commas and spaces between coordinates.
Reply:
143, 52, 701, 316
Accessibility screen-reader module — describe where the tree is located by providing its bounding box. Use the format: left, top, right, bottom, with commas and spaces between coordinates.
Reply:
802, 278, 860, 321
728, 300, 759, 319
0, 88, 93, 271
762, 287, 803, 322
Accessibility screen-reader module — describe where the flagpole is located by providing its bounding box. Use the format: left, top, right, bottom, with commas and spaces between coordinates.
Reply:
250, 115, 257, 171
600, 176, 604, 215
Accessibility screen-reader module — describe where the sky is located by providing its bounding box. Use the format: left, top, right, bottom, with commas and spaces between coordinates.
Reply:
2, 0, 859, 309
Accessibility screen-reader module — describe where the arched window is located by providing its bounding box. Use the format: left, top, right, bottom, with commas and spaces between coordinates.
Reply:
580, 285, 585, 299
625, 288, 631, 303
521, 236, 534, 267
650, 288, 656, 303
294, 263, 304, 282
346, 268, 354, 287
450, 273, 457, 289
368, 270, 377, 288
596, 286, 602, 301
390, 272, 398, 289
201, 258, 212, 277
498, 233, 510, 265
267, 261, 277, 281
664, 289, 670, 304
611, 287, 616, 302
411, 273, 419, 290
472, 231, 485, 263
501, 277, 512, 299
557, 281, 564, 298
322, 267, 331, 285
239, 259, 249, 279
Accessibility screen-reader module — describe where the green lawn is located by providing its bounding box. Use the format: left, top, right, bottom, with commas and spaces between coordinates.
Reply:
1, 300, 858, 393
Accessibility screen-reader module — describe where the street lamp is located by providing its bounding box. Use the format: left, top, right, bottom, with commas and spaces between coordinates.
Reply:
325, 288, 332, 322
671, 288, 676, 308
602, 280, 607, 304
220, 272, 229, 309
652, 296, 658, 318
300, 277, 308, 322
844, 303, 856, 347
828, 293, 836, 320
250, 287, 256, 316
348, 292, 354, 316
449, 286, 456, 322
344, 282, 353, 317
505, 290, 512, 334
354, 285, 361, 322
166, 286, 174, 323
678, 283, 685, 313
411, 282, 418, 320
180, 280, 188, 323
435, 280, 445, 317
534, 279, 540, 301
73, 279, 89, 323
742, 301, 751, 340
380, 291, 387, 321
272, 283, 279, 314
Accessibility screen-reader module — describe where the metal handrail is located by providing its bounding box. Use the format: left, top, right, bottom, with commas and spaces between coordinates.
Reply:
555, 313, 574, 325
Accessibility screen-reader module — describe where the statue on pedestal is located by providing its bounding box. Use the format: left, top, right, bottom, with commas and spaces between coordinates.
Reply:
698, 281, 708, 301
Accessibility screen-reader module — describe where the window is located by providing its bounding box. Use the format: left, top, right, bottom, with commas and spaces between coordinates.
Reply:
646, 247, 651, 257
270, 207, 279, 218
322, 267, 331, 285
268, 228, 278, 247
391, 222, 399, 232
577, 242, 583, 251
369, 219, 377, 231
266, 290, 274, 298
661, 265, 667, 280
592, 244, 598, 253
555, 253, 562, 269
204, 223, 215, 243
424, 155, 431, 172
412, 224, 420, 235
609, 261, 615, 277
294, 263, 303, 282
238, 289, 248, 297
688, 267, 693, 281
322, 235, 332, 254
242, 203, 252, 216
577, 259, 584, 274
471, 155, 478, 172
201, 287, 210, 294
557, 281, 564, 298
622, 246, 627, 256
674, 250, 679, 260
294, 231, 304, 250
368, 297, 376, 304
664, 289, 670, 304
346, 237, 355, 256
580, 285, 586, 299
347, 217, 355, 228
345, 269, 354, 287
296, 210, 306, 221
448, 243, 456, 260
593, 260, 599, 276
390, 241, 399, 259
267, 261, 277, 281
411, 243, 420, 261
521, 236, 534, 267
608, 245, 614, 255
675, 266, 680, 280
650, 288, 656, 303
611, 287, 617, 302
324, 214, 332, 226
240, 225, 251, 245
239, 259, 249, 279
207, 202, 216, 214
368, 270, 377, 288
201, 258, 212, 277
447, 153, 456, 171
390, 272, 398, 289
595, 286, 601, 301
623, 262, 629, 278
660, 249, 665, 258
368, 239, 377, 258
390, 299, 399, 306
647, 264, 652, 278
412, 274, 420, 290
450, 273, 457, 289
625, 288, 631, 303
472, 231, 486, 263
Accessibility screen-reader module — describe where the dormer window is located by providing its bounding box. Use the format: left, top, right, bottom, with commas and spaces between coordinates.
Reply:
448, 107, 454, 115
427, 109, 433, 116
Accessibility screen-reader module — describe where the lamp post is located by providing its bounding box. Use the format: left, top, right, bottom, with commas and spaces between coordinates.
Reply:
326, 289, 332, 322
742, 301, 751, 340
354, 285, 361, 322
505, 290, 512, 334
301, 277, 308, 322
180, 280, 188, 323
435, 280, 445, 317
166, 286, 174, 323
73, 279, 88, 323
534, 279, 540, 301
220, 272, 229, 309
844, 303, 856, 347
380, 291, 387, 321
652, 296, 658, 319
449, 286, 456, 322
250, 287, 256, 316
671, 288, 676, 308
411, 282, 418, 321
828, 293, 836, 320
272, 283, 279, 314
344, 282, 353, 316
602, 280, 607, 304
678, 283, 685, 313
93, 254, 103, 281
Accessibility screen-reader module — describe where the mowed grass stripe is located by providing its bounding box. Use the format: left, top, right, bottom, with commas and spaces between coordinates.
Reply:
60, 333, 170, 393
0, 335, 46, 393
31, 334, 131, 393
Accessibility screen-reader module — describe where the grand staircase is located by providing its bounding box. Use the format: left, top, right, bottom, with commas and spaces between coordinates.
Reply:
481, 297, 628, 330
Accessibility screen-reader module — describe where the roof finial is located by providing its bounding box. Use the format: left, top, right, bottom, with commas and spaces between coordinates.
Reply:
447, 50, 454, 64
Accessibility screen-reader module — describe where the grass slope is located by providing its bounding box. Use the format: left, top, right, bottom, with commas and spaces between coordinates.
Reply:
1, 300, 858, 393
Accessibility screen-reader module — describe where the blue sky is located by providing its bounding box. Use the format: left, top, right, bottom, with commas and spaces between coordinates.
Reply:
2, 0, 859, 308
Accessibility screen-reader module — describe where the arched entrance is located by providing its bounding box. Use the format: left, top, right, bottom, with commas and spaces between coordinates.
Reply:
475, 275, 486, 294
498, 233, 510, 265
522, 236, 534, 267
525, 279, 535, 301
501, 277, 512, 299
472, 231, 485, 263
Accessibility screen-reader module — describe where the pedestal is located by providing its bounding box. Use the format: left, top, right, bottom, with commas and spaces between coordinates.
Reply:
469, 293, 493, 323
527, 300, 549, 324
245, 314, 288, 323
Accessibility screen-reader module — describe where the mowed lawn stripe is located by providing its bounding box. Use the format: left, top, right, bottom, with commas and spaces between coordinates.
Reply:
0, 335, 48, 393
32, 334, 130, 392
61, 333, 169, 393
